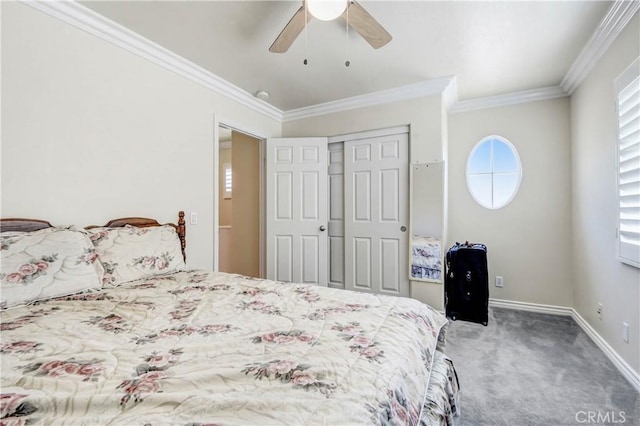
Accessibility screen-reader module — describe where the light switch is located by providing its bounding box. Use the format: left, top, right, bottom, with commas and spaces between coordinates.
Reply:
190, 212, 198, 225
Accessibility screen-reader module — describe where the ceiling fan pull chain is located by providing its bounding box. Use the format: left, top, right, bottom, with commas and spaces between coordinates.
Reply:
304, 1, 309, 65
345, 1, 350, 67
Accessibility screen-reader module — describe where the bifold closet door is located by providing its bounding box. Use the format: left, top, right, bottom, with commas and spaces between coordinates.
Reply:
344, 133, 409, 297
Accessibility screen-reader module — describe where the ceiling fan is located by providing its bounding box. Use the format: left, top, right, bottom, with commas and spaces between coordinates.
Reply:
269, 0, 392, 53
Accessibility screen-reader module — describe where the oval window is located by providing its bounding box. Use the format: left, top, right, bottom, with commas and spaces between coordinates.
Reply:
466, 136, 522, 209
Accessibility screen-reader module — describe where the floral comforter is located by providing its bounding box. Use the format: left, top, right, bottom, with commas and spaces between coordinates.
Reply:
1, 270, 453, 425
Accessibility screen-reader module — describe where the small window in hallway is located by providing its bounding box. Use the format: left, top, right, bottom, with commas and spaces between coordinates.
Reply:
223, 163, 232, 199
466, 135, 522, 209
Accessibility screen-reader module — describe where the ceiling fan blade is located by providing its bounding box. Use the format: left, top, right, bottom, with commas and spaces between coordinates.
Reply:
269, 5, 311, 53
343, 1, 392, 49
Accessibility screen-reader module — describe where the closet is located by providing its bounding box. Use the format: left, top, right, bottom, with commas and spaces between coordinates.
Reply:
266, 126, 411, 297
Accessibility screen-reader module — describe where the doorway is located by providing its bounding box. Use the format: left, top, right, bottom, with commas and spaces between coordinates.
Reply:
217, 125, 263, 278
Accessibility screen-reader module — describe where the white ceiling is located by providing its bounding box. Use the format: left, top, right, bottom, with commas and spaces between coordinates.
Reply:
80, 0, 613, 111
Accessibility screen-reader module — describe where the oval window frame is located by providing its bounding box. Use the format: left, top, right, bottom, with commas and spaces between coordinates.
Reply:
466, 135, 523, 209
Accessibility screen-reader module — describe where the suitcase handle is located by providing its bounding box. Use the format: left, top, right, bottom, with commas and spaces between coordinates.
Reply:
457, 241, 487, 251
453, 241, 478, 247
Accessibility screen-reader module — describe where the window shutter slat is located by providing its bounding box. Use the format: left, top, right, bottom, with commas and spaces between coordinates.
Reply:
619, 78, 639, 104
619, 88, 639, 115
620, 182, 640, 198
619, 143, 639, 162
620, 129, 639, 151
619, 116, 639, 139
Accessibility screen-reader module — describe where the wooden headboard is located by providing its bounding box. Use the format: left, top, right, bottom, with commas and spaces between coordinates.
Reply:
0, 218, 54, 233
1, 211, 187, 261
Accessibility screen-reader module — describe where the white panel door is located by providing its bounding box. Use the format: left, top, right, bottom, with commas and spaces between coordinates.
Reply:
344, 133, 409, 296
266, 138, 328, 286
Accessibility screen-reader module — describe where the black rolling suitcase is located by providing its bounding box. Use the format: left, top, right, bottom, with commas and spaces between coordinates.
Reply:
445, 242, 489, 326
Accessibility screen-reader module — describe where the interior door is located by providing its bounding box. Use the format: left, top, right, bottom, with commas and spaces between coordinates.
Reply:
266, 137, 328, 286
344, 132, 409, 296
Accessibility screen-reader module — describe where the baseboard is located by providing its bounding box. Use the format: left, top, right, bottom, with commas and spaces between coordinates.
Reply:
489, 298, 573, 316
489, 298, 640, 393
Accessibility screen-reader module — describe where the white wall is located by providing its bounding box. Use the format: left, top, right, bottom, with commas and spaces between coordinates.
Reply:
448, 98, 574, 308
283, 97, 445, 161
570, 12, 639, 374
1, 2, 281, 269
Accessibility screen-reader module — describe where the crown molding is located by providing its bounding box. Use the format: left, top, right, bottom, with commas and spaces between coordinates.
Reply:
442, 76, 459, 112
282, 77, 455, 122
23, 0, 284, 122
22, 0, 637, 123
450, 86, 568, 114
561, 0, 640, 95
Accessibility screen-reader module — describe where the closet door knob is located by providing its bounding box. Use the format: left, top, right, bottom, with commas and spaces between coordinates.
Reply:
319, 225, 326, 232
400, 226, 407, 232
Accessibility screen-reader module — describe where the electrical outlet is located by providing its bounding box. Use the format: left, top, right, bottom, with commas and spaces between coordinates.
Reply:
596, 303, 603, 320
622, 322, 629, 343
495, 276, 504, 288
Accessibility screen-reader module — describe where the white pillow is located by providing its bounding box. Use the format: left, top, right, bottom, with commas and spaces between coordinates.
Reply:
0, 227, 104, 309
87, 225, 185, 287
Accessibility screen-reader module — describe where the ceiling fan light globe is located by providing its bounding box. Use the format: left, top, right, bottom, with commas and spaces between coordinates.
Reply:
307, 0, 347, 21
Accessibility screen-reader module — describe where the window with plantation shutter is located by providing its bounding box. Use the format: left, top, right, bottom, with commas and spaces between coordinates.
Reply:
616, 58, 640, 268
223, 163, 232, 199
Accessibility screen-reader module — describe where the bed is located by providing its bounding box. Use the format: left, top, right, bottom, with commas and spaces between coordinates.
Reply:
411, 236, 443, 282
1, 212, 459, 425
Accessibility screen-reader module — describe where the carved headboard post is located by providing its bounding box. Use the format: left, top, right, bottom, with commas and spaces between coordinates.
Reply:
178, 211, 186, 262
